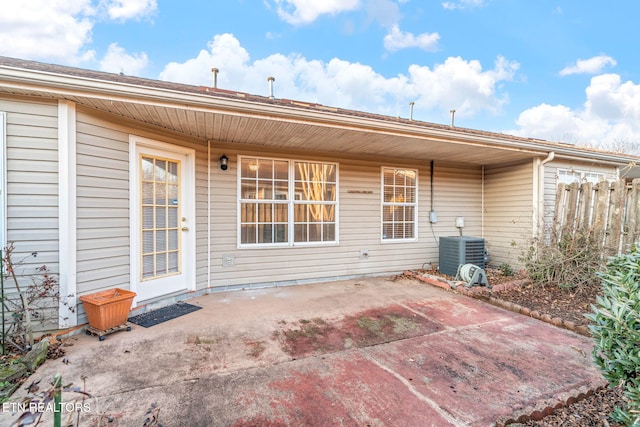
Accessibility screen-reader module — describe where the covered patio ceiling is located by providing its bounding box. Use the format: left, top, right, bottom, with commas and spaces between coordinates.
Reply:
1, 85, 548, 166
72, 96, 551, 166
0, 56, 636, 167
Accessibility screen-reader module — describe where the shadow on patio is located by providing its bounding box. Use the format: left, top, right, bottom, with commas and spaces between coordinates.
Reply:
5, 275, 603, 427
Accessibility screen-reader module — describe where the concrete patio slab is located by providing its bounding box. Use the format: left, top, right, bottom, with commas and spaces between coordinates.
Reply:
0, 276, 603, 426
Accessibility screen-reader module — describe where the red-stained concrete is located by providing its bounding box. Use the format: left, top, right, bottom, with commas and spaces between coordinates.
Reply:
365, 316, 600, 425
230, 298, 601, 426
277, 304, 444, 358
5, 276, 604, 427
232, 353, 458, 426
404, 297, 508, 327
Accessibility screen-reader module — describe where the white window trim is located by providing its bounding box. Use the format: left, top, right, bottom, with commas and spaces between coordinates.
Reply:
380, 166, 418, 243
557, 168, 606, 184
237, 156, 339, 248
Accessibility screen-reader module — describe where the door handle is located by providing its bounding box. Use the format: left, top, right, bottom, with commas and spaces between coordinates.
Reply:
181, 226, 189, 232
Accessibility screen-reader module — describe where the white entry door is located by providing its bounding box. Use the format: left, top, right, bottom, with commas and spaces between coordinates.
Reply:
130, 137, 196, 304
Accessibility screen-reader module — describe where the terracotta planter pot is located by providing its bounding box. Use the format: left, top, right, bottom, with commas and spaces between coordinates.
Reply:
80, 288, 136, 331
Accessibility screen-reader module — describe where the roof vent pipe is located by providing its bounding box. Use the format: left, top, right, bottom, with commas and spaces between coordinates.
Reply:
211, 68, 219, 88
450, 109, 456, 127
268, 76, 275, 99
409, 101, 415, 120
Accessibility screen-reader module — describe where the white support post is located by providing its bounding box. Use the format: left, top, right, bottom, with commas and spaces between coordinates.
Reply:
58, 101, 78, 328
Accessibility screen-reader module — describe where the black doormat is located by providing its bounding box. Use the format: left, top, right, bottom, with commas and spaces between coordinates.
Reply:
128, 302, 202, 328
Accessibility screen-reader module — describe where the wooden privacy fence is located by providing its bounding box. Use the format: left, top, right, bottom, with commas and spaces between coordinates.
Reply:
553, 178, 640, 258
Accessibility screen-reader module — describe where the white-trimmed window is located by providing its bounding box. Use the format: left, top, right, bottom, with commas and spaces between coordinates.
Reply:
557, 169, 606, 184
239, 156, 338, 246
382, 167, 417, 241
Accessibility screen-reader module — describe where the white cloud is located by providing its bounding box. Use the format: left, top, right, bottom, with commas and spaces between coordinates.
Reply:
272, 0, 360, 25
99, 43, 148, 75
159, 34, 517, 120
511, 104, 586, 140
102, 0, 157, 20
0, 0, 153, 69
559, 55, 616, 76
384, 25, 439, 52
508, 74, 640, 150
442, 0, 487, 11
160, 34, 252, 89
0, 0, 96, 63
407, 55, 519, 116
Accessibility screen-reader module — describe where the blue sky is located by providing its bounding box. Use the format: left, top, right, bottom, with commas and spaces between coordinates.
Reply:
2, 0, 640, 152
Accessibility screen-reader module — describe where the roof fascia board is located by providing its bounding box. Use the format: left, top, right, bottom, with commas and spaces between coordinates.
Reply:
0, 67, 552, 155
1, 65, 637, 165
550, 151, 637, 166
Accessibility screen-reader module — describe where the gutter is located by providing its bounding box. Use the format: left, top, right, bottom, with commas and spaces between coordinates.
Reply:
0, 64, 638, 166
541, 151, 555, 167
0, 66, 554, 156
0, 66, 542, 149
534, 152, 555, 238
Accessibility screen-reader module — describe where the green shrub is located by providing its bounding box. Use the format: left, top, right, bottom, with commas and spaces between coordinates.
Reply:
585, 247, 640, 426
498, 262, 514, 277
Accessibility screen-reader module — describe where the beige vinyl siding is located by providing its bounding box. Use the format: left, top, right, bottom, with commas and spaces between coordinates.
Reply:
208, 153, 482, 288
542, 160, 618, 236
2, 96, 59, 264
209, 152, 396, 287
195, 153, 213, 287
1, 95, 59, 331
430, 162, 483, 236
2, 94, 488, 315
76, 113, 131, 296
483, 162, 534, 267
427, 162, 484, 268
75, 108, 211, 310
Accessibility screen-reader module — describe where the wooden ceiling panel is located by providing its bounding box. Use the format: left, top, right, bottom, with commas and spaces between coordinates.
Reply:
0, 87, 544, 166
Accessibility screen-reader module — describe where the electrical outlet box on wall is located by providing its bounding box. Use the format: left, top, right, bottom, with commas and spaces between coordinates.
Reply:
222, 254, 235, 267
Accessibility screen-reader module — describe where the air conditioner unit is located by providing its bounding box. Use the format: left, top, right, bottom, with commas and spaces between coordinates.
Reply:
439, 236, 486, 276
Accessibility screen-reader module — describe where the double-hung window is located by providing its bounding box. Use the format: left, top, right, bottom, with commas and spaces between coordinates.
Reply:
381, 167, 417, 241
239, 156, 337, 246
557, 169, 606, 184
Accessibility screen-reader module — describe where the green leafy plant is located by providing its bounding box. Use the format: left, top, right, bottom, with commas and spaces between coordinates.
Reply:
498, 262, 514, 277
585, 247, 640, 426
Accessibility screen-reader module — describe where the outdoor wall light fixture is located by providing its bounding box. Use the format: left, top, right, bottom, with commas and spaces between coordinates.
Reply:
219, 154, 229, 171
